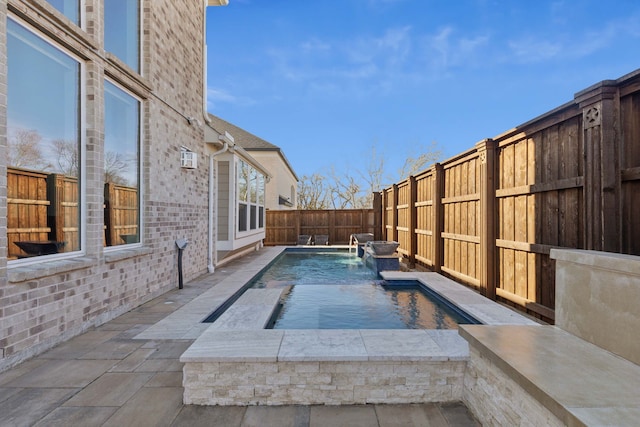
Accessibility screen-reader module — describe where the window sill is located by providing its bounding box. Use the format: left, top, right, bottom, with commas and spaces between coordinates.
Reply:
8, 256, 96, 283
104, 246, 152, 263
8, 246, 153, 283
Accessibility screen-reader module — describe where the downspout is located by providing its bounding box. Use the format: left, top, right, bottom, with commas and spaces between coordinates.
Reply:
202, 0, 212, 126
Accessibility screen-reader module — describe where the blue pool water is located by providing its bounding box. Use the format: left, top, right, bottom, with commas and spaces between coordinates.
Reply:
249, 250, 479, 329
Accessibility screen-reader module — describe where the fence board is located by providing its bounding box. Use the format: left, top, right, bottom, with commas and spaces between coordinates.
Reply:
265, 209, 375, 245
376, 71, 640, 322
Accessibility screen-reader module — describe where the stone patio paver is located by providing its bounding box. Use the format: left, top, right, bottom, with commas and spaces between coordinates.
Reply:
34, 406, 118, 427
0, 249, 480, 426
310, 404, 379, 427
63, 372, 154, 406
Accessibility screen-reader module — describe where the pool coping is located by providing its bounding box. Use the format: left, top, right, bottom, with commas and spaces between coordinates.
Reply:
157, 246, 540, 405
137, 246, 538, 343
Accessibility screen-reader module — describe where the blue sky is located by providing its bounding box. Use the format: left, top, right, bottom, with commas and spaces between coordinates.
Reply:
206, 0, 640, 183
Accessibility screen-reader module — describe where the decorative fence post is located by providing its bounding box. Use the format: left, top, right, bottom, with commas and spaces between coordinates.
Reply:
475, 139, 497, 299
575, 82, 621, 252
432, 163, 444, 273
373, 192, 383, 240
391, 184, 399, 243
408, 175, 417, 268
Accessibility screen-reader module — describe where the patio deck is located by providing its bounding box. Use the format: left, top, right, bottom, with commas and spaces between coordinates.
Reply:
0, 249, 480, 426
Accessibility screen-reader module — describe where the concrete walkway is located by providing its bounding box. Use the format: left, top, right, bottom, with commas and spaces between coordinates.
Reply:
0, 250, 480, 426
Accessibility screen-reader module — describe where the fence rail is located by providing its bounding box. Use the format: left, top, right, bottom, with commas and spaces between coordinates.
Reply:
7, 167, 137, 259
379, 70, 640, 322
265, 206, 380, 246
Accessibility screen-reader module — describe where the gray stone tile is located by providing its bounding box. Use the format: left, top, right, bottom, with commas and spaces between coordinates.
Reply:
39, 331, 122, 359
360, 330, 443, 361
462, 325, 640, 408
63, 372, 154, 406
243, 405, 310, 427
147, 340, 193, 359
34, 406, 118, 427
170, 405, 246, 427
181, 330, 284, 362
375, 403, 448, 427
570, 406, 640, 427
145, 371, 183, 387
0, 388, 79, 427
309, 404, 377, 427
0, 387, 22, 403
0, 358, 48, 386
6, 359, 117, 388
78, 339, 144, 360
439, 402, 481, 426
135, 358, 183, 372
115, 323, 155, 339
102, 387, 184, 427
426, 330, 470, 360
109, 348, 158, 372
279, 330, 368, 362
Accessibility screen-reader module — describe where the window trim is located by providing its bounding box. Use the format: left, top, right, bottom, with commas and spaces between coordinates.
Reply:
104, 0, 142, 74
45, 0, 85, 28
235, 158, 266, 239
7, 15, 87, 267
103, 77, 144, 252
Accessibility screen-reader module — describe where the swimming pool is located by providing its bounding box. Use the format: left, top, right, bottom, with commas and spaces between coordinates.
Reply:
247, 250, 479, 329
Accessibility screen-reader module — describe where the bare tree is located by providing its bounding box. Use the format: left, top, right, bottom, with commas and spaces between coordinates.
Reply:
398, 140, 442, 180
328, 168, 363, 209
104, 151, 131, 185
298, 140, 441, 210
8, 129, 52, 171
297, 173, 331, 209
51, 139, 79, 177
357, 143, 390, 208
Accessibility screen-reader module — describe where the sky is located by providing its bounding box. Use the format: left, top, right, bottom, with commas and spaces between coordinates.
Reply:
205, 0, 640, 184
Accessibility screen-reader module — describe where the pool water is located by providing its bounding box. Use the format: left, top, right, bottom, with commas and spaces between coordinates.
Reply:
250, 251, 478, 329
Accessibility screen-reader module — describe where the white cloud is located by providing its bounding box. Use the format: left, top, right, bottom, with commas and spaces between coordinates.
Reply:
206, 87, 255, 109
507, 37, 563, 63
420, 26, 490, 76
300, 38, 331, 53
506, 12, 640, 64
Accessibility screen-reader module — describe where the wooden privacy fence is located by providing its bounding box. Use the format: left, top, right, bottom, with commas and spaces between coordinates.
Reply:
380, 70, 640, 322
265, 208, 380, 246
7, 167, 138, 259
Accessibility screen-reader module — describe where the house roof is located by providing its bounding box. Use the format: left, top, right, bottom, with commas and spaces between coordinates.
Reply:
208, 114, 299, 181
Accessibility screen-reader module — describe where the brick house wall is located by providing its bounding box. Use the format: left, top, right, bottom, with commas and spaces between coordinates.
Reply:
0, 0, 217, 371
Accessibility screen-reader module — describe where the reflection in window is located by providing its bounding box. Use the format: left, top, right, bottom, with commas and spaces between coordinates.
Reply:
105, 0, 139, 72
104, 80, 140, 247
237, 160, 265, 234
7, 18, 81, 260
46, 0, 79, 25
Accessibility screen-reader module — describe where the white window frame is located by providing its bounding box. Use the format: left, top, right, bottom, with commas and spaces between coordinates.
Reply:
103, 78, 144, 252
7, 15, 87, 265
235, 159, 265, 239
104, 0, 142, 74
46, 0, 86, 28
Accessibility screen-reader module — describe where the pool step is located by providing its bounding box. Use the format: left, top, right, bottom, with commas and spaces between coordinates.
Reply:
208, 288, 284, 330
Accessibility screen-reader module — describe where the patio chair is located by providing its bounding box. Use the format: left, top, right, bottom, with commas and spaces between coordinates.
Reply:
314, 234, 329, 245
297, 235, 312, 245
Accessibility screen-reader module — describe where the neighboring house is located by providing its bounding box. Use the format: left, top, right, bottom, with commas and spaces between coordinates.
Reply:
208, 114, 299, 210
0, 0, 229, 372
204, 124, 271, 266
